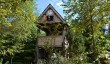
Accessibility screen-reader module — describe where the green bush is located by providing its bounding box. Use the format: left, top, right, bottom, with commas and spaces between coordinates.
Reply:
36, 55, 89, 64
0, 59, 3, 64
13, 62, 24, 64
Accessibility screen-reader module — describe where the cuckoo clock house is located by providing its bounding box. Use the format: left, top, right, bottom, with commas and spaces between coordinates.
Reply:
36, 4, 68, 60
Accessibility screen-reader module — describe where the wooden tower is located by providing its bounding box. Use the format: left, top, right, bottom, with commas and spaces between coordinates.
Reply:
36, 4, 68, 62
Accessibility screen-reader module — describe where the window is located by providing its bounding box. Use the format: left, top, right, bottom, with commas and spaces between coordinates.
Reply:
47, 16, 53, 21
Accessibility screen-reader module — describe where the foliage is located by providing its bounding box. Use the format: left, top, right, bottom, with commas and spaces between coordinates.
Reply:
0, 0, 37, 63
36, 54, 89, 64
12, 38, 36, 64
63, 0, 110, 63
0, 59, 3, 64
1, 0, 110, 64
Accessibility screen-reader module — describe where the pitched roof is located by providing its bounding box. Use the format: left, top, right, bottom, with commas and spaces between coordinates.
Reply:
39, 4, 64, 22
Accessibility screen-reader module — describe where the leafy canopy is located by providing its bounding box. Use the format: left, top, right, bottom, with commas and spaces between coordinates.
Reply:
0, 0, 37, 55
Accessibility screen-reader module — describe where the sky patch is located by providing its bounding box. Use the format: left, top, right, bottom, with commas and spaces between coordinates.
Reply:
35, 0, 65, 17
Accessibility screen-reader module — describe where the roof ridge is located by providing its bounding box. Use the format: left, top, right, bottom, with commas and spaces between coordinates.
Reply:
39, 4, 64, 22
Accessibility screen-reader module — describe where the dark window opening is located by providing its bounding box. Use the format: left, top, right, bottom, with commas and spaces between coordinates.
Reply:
47, 16, 53, 21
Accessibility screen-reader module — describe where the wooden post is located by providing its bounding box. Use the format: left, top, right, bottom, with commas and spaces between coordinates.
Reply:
64, 37, 69, 60
35, 29, 40, 64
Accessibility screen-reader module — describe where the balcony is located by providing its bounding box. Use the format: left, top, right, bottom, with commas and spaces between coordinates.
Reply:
37, 36, 64, 47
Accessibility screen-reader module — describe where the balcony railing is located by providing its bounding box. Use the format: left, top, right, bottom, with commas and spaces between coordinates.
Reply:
37, 36, 64, 47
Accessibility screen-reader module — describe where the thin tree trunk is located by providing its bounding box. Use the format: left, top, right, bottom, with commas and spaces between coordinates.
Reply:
9, 57, 12, 64
88, 0, 96, 54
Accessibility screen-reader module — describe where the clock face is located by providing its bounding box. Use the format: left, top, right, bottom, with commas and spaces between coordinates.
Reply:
47, 10, 53, 15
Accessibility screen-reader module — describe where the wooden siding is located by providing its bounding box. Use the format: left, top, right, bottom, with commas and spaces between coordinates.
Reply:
40, 9, 62, 23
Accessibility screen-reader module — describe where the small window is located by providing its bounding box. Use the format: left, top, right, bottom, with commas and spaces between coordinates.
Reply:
47, 16, 53, 21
